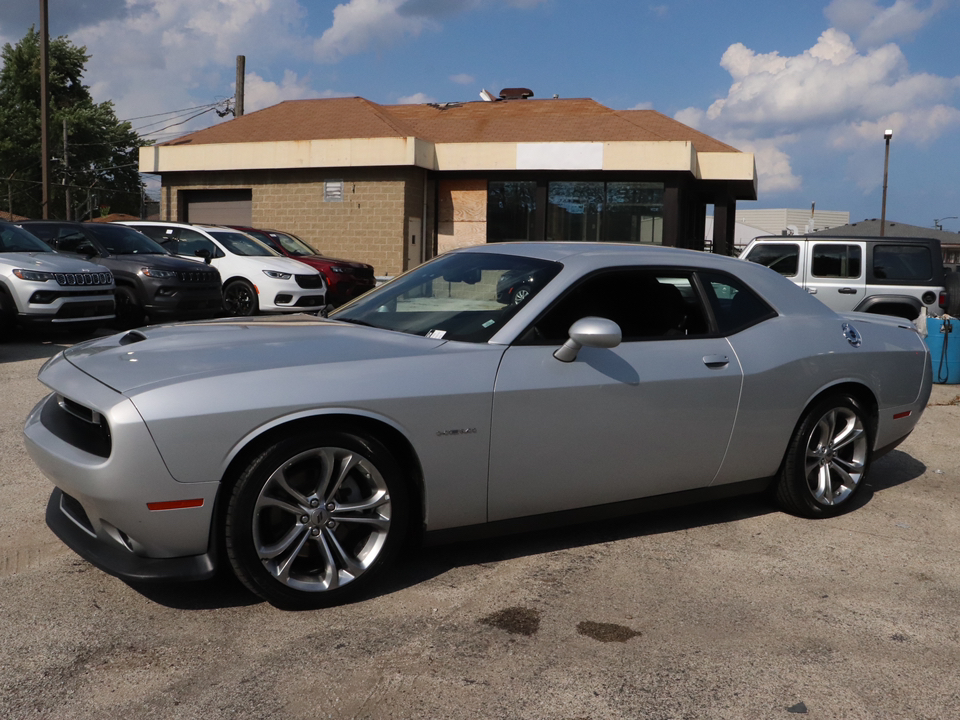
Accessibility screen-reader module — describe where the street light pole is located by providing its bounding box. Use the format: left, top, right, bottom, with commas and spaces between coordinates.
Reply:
880, 129, 892, 237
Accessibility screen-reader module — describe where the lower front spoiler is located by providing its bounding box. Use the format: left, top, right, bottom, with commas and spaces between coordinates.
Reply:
46, 488, 217, 583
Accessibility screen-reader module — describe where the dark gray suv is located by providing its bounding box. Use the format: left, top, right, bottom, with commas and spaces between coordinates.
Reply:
21, 221, 224, 327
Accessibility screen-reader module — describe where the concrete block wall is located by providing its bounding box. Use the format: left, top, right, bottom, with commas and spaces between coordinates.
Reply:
163, 167, 426, 277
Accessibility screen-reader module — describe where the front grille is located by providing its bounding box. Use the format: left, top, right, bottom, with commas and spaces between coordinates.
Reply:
176, 269, 219, 284
354, 267, 375, 281
53, 272, 113, 287
54, 300, 115, 319
295, 274, 324, 289
294, 295, 325, 307
40, 394, 112, 458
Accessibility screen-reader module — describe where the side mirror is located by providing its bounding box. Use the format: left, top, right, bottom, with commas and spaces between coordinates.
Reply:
554, 316, 622, 362
196, 248, 212, 265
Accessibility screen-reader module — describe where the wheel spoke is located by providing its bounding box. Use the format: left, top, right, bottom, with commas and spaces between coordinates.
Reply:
323, 451, 361, 501
832, 422, 863, 451
257, 494, 304, 517
323, 527, 365, 578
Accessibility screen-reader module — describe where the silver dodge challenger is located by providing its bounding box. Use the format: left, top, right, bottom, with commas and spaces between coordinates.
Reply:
24, 243, 932, 609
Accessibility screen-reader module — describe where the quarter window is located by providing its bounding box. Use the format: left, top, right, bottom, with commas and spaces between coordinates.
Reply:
698, 271, 776, 335
744, 243, 800, 277
812, 244, 861, 278
873, 245, 932, 281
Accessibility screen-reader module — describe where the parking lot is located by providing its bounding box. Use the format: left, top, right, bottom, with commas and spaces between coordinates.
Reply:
2, 328, 960, 720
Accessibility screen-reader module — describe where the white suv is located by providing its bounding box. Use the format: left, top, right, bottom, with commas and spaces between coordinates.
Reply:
0, 221, 115, 334
121, 222, 326, 315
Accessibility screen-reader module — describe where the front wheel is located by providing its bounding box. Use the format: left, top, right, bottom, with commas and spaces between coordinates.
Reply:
223, 279, 258, 316
225, 430, 410, 609
114, 287, 145, 329
775, 394, 872, 518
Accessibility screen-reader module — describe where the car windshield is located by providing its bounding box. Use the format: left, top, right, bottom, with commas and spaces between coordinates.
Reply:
208, 231, 278, 257
84, 224, 167, 255
331, 252, 562, 343
0, 224, 53, 253
270, 231, 318, 257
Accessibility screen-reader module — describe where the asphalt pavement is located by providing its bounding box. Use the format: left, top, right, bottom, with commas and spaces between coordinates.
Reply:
1, 328, 959, 720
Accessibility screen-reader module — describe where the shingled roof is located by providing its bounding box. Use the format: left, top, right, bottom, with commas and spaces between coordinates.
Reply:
164, 97, 741, 154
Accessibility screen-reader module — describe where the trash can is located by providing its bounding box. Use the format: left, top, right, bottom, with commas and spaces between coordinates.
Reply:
925, 317, 960, 384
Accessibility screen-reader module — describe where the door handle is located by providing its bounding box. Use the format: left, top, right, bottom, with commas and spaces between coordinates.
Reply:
703, 354, 729, 368
806, 287, 818, 294
838, 287, 858, 294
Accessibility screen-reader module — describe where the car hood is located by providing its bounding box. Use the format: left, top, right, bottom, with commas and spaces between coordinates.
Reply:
0, 251, 107, 273
62, 314, 447, 394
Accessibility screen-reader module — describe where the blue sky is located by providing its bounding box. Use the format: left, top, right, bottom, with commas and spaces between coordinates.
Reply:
2, 0, 959, 231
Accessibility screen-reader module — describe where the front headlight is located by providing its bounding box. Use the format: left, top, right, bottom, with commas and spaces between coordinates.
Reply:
141, 267, 178, 279
263, 270, 292, 280
330, 266, 347, 274
13, 269, 56, 282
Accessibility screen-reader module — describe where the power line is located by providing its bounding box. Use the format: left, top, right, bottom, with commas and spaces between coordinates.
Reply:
120, 103, 220, 123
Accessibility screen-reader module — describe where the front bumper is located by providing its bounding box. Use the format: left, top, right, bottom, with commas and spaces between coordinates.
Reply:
46, 488, 216, 582
23, 362, 222, 581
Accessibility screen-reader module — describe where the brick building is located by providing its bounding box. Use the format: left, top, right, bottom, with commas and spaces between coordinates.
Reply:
141, 93, 757, 276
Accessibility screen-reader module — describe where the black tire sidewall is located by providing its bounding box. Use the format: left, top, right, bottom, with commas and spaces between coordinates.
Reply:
224, 280, 258, 316
944, 272, 960, 317
225, 430, 410, 610
775, 393, 873, 519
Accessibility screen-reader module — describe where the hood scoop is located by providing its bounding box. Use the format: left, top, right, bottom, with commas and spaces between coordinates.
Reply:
118, 330, 148, 345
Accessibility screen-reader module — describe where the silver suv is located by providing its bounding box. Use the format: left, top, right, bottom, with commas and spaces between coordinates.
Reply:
0, 221, 115, 334
741, 234, 948, 320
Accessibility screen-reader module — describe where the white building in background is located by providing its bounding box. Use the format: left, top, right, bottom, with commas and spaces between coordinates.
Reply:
735, 208, 850, 236
706, 208, 851, 252
704, 217, 769, 252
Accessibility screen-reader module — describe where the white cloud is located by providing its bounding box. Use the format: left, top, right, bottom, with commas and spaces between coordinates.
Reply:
314, 0, 437, 63
313, 0, 547, 62
450, 73, 475, 85
243, 71, 344, 112
396, 91, 435, 104
677, 24, 960, 197
630, 101, 655, 110
825, 0, 947, 47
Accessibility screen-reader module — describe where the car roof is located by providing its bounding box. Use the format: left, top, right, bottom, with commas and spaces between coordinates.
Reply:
753, 234, 940, 244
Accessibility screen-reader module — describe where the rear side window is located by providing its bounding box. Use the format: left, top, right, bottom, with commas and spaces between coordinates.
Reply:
698, 271, 776, 335
873, 245, 933, 281
812, 244, 861, 278
744, 243, 799, 277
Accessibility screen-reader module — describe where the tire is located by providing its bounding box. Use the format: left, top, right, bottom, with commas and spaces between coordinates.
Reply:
225, 430, 410, 609
774, 394, 872, 518
511, 284, 532, 305
223, 279, 258, 316
945, 272, 960, 317
114, 287, 145, 329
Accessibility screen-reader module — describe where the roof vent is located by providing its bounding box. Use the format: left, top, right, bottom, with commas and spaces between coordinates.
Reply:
499, 87, 534, 100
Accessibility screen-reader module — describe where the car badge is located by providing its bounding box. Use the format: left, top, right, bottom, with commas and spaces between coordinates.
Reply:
842, 322, 862, 348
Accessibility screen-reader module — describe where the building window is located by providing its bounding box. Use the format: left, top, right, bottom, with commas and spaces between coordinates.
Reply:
546, 181, 604, 242
487, 181, 536, 242
604, 182, 663, 244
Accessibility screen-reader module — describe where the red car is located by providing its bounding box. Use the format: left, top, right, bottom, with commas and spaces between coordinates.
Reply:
229, 227, 376, 306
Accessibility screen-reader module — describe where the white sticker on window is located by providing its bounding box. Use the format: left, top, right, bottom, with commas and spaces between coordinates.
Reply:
426, 329, 446, 339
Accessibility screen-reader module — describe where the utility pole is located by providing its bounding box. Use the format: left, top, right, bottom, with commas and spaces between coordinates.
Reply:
63, 118, 71, 220
235, 55, 245, 118
880, 129, 892, 237
40, 0, 51, 218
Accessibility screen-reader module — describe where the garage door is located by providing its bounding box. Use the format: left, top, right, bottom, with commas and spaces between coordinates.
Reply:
183, 190, 252, 225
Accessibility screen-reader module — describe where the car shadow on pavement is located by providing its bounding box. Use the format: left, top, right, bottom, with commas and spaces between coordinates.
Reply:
121, 449, 928, 611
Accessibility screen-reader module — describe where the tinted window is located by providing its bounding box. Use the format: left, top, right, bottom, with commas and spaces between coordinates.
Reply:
132, 225, 177, 248
270, 231, 318, 257
744, 243, 799, 276
812, 244, 861, 278
523, 268, 709, 344
873, 245, 932, 281
0, 224, 53, 253
177, 228, 218, 258
85, 224, 167, 255
208, 230, 276, 257
698, 270, 776, 335
56, 228, 99, 255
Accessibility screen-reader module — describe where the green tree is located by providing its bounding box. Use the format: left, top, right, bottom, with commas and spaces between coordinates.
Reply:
0, 27, 146, 219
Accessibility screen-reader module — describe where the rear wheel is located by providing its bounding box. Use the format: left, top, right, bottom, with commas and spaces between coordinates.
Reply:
225, 430, 410, 609
224, 279, 258, 316
511, 284, 532, 305
775, 394, 872, 518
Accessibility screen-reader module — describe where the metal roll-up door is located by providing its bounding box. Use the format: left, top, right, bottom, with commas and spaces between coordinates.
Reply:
183, 190, 252, 225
